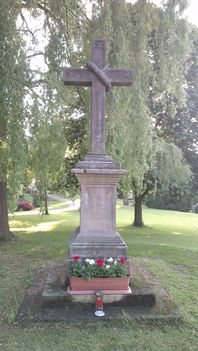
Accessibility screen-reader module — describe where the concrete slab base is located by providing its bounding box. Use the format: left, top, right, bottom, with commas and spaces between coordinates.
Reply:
16, 260, 181, 323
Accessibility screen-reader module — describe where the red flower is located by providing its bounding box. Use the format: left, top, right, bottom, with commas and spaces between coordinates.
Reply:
119, 258, 126, 265
96, 258, 104, 267
73, 255, 80, 262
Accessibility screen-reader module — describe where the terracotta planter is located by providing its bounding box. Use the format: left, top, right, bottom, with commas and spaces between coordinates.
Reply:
69, 276, 130, 291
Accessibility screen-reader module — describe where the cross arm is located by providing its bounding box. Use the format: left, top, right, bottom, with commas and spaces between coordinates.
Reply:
104, 69, 134, 86
63, 67, 134, 87
63, 68, 92, 86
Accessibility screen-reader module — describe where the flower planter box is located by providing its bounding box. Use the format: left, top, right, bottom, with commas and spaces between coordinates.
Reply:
69, 276, 130, 291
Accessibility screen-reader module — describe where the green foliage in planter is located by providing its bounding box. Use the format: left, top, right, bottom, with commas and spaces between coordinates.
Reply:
69, 257, 129, 280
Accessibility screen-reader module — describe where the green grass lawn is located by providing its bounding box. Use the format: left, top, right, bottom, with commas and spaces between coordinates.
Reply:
0, 203, 198, 351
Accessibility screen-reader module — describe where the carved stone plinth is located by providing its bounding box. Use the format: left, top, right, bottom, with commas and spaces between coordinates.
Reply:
68, 162, 127, 258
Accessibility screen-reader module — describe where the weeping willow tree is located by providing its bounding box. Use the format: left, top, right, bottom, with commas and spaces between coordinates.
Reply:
27, 0, 82, 214
41, 0, 192, 226
0, 0, 89, 239
88, 0, 192, 226
29, 99, 66, 215
0, 1, 28, 240
41, 0, 90, 198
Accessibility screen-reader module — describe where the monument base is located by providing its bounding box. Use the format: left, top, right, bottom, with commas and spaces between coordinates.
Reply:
16, 260, 181, 323
69, 227, 127, 258
42, 261, 156, 305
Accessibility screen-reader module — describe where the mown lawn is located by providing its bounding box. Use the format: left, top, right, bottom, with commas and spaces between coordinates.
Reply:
0, 203, 198, 351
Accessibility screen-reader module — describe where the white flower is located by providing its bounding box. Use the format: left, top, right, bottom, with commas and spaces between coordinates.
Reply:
106, 265, 110, 269
89, 259, 95, 265
107, 257, 113, 263
85, 259, 95, 265
114, 260, 118, 265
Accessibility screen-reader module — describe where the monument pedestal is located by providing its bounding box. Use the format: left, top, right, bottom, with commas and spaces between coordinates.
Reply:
68, 157, 127, 258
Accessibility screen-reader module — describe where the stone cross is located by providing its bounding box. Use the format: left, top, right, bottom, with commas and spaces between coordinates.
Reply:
64, 39, 133, 155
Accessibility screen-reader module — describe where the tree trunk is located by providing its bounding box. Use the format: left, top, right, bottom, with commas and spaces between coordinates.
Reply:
44, 189, 49, 215
133, 194, 144, 227
0, 181, 14, 240
123, 194, 129, 206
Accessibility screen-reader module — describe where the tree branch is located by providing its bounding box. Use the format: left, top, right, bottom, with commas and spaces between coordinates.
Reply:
19, 10, 36, 41
25, 86, 45, 102
25, 79, 46, 88
26, 52, 45, 59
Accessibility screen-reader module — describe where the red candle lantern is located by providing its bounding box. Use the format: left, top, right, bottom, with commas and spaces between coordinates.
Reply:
95, 291, 105, 317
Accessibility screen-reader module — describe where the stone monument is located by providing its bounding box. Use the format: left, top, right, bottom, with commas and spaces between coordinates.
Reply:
16, 40, 173, 322
64, 39, 133, 258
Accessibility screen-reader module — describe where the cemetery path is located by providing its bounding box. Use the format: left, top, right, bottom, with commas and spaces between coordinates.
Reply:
12, 194, 80, 217
47, 193, 69, 202
47, 193, 80, 214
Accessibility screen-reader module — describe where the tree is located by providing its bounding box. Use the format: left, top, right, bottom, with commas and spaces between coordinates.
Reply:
0, 0, 89, 238
63, 117, 88, 198
87, 0, 154, 226
130, 138, 191, 226
29, 101, 66, 214
89, 0, 192, 226
30, 0, 90, 201
0, 1, 28, 240
155, 28, 198, 204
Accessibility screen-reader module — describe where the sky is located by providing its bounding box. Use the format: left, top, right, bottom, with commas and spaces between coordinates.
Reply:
157, 0, 198, 26
182, 0, 198, 26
